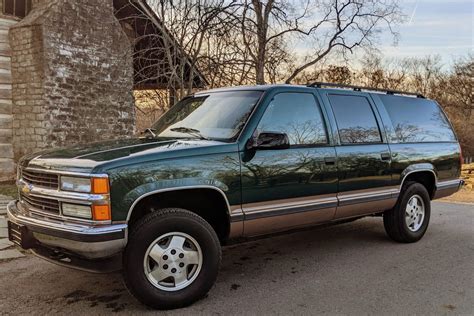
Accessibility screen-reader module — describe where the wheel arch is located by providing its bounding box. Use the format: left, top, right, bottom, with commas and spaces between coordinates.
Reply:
399, 165, 437, 199
126, 186, 232, 243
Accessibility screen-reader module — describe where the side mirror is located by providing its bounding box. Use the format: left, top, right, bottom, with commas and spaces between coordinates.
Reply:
248, 132, 290, 150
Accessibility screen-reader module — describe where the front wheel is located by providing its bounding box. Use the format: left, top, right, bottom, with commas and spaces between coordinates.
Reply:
383, 182, 431, 243
123, 208, 221, 310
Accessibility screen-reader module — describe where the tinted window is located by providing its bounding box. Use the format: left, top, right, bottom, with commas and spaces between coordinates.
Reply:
257, 93, 327, 146
329, 95, 382, 144
380, 95, 456, 143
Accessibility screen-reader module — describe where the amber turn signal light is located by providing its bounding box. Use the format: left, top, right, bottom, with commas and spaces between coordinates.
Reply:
92, 204, 111, 221
92, 177, 109, 194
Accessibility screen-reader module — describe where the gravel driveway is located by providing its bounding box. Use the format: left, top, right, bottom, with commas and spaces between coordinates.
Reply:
0, 201, 473, 315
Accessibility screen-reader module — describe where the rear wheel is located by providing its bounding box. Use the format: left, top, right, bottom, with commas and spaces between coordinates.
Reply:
383, 182, 431, 243
123, 208, 221, 310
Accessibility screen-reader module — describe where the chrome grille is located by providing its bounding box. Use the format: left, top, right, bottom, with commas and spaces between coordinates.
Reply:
21, 169, 59, 189
20, 193, 60, 215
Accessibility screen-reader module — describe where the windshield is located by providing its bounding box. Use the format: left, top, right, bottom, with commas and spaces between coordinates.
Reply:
152, 91, 263, 141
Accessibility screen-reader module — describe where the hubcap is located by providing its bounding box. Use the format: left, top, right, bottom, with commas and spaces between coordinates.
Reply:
144, 232, 203, 292
405, 194, 425, 232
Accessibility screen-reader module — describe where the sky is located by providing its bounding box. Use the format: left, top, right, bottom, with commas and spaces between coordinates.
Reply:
380, 0, 472, 65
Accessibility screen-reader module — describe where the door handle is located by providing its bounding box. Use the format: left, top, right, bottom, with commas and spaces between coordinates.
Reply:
324, 157, 336, 165
380, 152, 391, 161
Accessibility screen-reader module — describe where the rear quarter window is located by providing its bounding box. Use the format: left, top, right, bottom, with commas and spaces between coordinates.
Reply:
379, 95, 456, 143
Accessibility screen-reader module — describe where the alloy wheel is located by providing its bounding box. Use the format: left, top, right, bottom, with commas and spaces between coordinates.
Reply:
405, 194, 425, 232
144, 232, 203, 291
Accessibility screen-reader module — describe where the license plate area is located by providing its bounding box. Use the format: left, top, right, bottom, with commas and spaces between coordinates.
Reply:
8, 221, 36, 249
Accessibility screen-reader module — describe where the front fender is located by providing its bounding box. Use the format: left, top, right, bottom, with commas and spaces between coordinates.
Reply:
122, 178, 230, 221
107, 150, 242, 221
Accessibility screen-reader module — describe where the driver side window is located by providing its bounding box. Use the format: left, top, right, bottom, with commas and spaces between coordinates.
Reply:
257, 93, 328, 147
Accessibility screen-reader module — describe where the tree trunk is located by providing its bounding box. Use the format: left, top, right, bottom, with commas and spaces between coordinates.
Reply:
255, 57, 266, 84
252, 0, 270, 85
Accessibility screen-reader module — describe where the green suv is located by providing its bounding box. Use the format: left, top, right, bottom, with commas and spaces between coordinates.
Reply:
7, 83, 463, 309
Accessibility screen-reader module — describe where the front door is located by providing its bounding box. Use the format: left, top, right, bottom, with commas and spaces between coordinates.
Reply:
240, 92, 338, 236
321, 91, 395, 219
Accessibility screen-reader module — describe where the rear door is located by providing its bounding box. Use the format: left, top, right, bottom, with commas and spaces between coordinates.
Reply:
240, 91, 338, 236
319, 90, 396, 219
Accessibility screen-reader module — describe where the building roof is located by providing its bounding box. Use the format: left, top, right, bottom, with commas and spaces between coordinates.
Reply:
114, 0, 208, 90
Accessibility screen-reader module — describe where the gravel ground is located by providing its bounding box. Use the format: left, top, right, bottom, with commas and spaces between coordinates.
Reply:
0, 201, 473, 315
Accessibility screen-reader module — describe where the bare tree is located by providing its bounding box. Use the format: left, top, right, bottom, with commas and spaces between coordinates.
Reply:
286, 0, 403, 83
233, 0, 403, 84
146, 0, 237, 95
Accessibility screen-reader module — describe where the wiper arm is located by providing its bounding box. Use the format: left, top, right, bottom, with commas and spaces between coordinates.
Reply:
170, 127, 209, 140
142, 128, 157, 138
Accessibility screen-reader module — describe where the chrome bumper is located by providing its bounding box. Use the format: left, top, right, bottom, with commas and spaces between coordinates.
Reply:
7, 200, 127, 262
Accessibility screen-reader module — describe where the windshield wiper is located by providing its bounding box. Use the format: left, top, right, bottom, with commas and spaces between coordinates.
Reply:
142, 128, 157, 138
170, 127, 209, 140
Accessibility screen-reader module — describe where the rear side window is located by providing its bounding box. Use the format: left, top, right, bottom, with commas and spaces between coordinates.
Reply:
379, 95, 456, 143
257, 93, 328, 146
328, 94, 382, 144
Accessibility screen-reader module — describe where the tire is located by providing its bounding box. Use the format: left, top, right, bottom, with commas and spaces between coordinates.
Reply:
383, 182, 431, 243
123, 208, 221, 310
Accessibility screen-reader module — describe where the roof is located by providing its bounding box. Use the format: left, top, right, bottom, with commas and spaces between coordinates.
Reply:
113, 0, 208, 90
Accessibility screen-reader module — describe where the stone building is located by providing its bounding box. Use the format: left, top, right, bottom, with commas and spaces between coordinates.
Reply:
0, 0, 206, 181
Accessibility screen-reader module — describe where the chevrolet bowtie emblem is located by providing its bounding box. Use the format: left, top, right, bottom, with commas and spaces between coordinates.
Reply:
22, 184, 33, 194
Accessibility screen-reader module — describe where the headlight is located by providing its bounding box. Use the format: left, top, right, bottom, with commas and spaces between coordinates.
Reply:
62, 203, 92, 219
60, 176, 91, 193
60, 176, 110, 194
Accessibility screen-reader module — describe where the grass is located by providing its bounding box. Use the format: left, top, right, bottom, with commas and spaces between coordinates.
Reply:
0, 183, 17, 199
440, 187, 474, 204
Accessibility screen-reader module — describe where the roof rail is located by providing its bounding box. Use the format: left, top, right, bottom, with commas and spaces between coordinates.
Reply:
307, 82, 425, 98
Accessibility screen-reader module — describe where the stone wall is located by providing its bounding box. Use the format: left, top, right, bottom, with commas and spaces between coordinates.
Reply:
9, 0, 135, 161
0, 17, 17, 181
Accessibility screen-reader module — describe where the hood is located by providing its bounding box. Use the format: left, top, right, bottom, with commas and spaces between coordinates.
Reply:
20, 137, 237, 173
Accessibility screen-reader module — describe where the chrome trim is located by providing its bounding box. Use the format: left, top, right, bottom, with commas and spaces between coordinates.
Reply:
20, 167, 108, 179
244, 195, 337, 213
436, 179, 462, 189
8, 201, 126, 237
230, 212, 244, 222
243, 196, 338, 220
240, 188, 398, 220
22, 202, 101, 226
126, 185, 233, 222
338, 188, 399, 206
18, 176, 111, 225
18, 179, 109, 205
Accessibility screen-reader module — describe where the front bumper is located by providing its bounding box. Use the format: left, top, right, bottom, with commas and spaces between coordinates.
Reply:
7, 200, 127, 272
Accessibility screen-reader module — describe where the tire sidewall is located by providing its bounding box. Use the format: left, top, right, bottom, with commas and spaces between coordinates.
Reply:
123, 209, 220, 309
